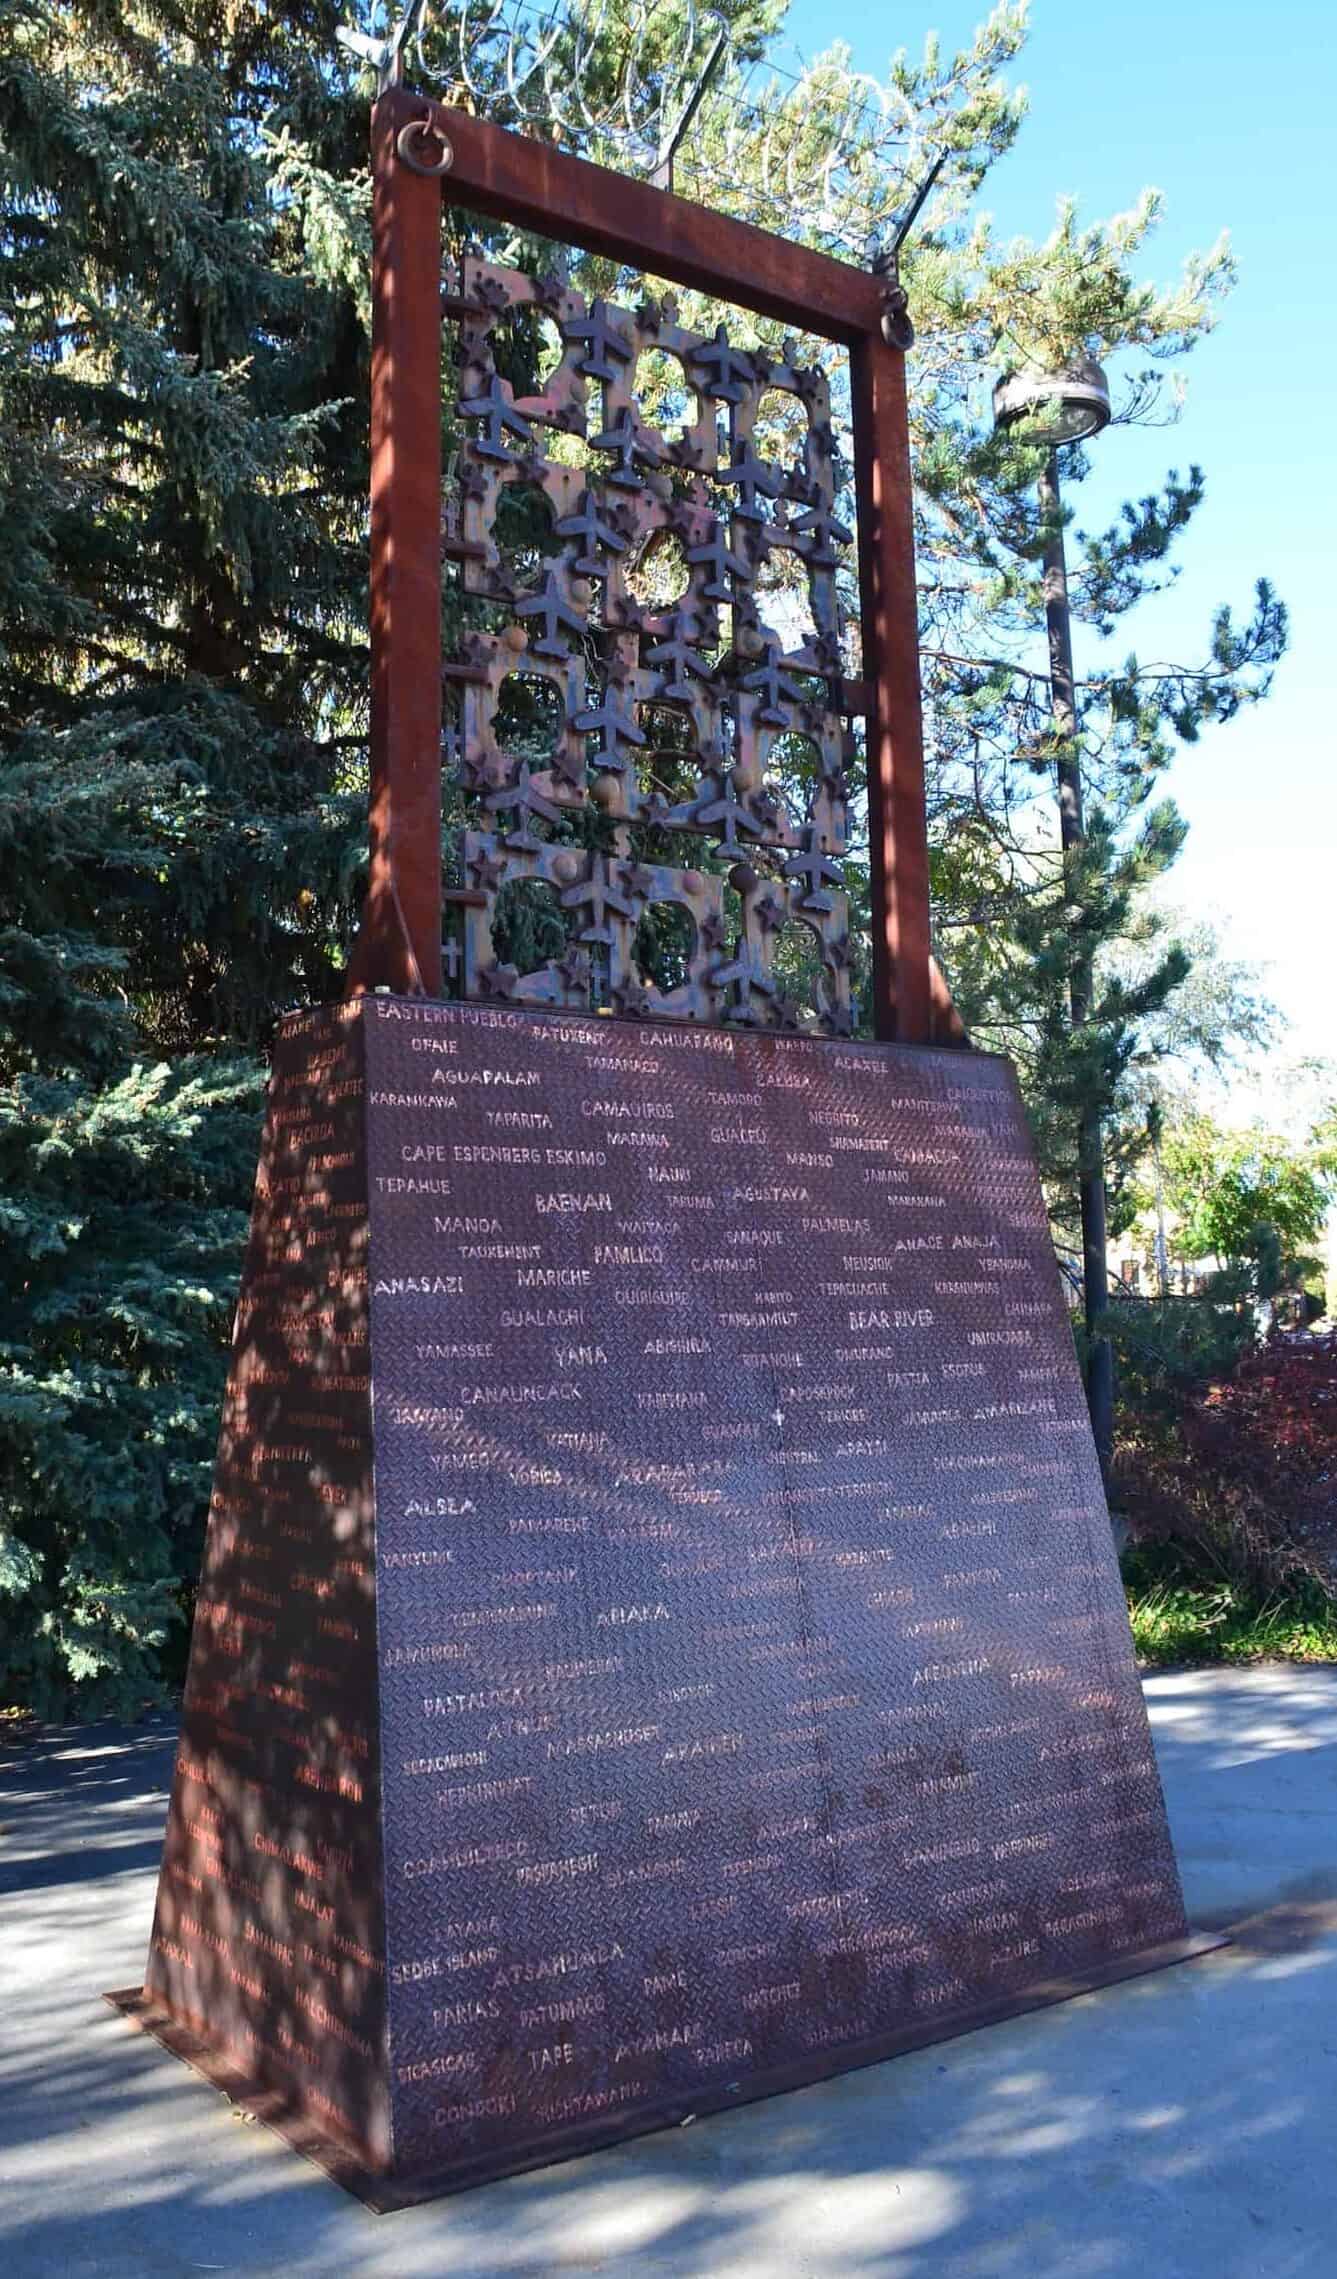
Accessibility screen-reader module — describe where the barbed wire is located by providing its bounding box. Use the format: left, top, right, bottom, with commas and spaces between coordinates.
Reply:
385, 0, 938, 261
415, 0, 702, 158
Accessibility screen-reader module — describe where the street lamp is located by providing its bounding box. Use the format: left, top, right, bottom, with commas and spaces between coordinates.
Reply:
992, 357, 1111, 448
993, 356, 1115, 1477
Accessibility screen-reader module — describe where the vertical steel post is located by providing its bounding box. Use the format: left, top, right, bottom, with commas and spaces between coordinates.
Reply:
849, 332, 933, 1045
1153, 1129, 1171, 1299
350, 96, 443, 996
1039, 450, 1114, 1473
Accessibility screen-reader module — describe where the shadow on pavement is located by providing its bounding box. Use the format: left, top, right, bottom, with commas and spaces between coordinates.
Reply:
2, 1680, 1334, 2278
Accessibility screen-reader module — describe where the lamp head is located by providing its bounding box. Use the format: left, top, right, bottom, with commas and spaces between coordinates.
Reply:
992, 356, 1111, 447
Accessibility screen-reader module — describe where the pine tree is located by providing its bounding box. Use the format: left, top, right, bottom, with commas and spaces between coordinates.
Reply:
905, 193, 1287, 1259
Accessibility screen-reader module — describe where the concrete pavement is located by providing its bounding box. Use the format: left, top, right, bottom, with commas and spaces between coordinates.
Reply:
3, 1666, 1336, 2278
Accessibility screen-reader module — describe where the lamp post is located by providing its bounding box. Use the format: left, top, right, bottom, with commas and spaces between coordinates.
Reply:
993, 356, 1116, 1478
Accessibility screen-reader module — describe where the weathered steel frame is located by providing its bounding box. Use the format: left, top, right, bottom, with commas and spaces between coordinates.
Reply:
350, 83, 949, 1044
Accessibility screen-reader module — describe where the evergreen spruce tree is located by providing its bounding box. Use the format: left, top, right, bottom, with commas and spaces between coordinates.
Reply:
0, 0, 374, 1712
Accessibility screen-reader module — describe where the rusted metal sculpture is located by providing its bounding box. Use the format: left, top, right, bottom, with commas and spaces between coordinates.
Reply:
350, 85, 961, 1048
105, 84, 1214, 2213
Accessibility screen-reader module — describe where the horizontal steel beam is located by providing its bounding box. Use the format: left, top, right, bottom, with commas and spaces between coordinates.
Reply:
381, 86, 885, 343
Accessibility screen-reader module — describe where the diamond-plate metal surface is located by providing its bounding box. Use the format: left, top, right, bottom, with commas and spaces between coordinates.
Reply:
445, 259, 855, 1032
363, 998, 1189, 2181
143, 1006, 390, 2167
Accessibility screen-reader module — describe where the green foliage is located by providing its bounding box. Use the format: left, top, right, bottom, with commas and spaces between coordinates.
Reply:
897, 115, 1287, 1250
0, 1052, 263, 1716
1105, 1294, 1256, 1418
1150, 1112, 1333, 1299
1124, 1552, 1337, 1668
0, 0, 372, 1711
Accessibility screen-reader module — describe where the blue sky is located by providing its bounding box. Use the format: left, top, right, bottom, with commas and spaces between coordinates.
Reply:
781, 0, 1335, 1101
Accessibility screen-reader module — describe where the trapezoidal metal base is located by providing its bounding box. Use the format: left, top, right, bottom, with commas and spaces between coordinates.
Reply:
116, 998, 1220, 2202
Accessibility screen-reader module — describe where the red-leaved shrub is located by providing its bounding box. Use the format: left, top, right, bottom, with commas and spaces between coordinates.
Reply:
1185, 1332, 1337, 1566
1113, 1333, 1337, 1596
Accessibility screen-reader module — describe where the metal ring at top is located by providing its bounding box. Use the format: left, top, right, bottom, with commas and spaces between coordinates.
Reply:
396, 117, 454, 177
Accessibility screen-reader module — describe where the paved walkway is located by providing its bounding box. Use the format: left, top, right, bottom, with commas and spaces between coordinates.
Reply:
3, 1667, 1336, 2277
